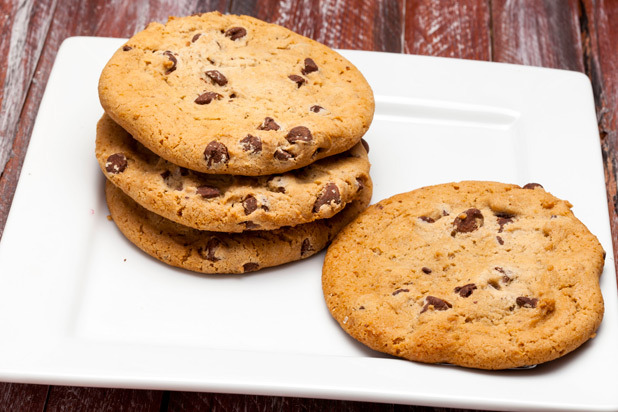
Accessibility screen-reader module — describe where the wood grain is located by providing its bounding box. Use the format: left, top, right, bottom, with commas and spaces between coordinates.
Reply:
44, 386, 162, 412
230, 0, 403, 52
491, 0, 584, 71
0, 1, 15, 105
0, 0, 57, 178
403, 0, 491, 60
0, 383, 47, 412
166, 391, 471, 412
581, 0, 618, 269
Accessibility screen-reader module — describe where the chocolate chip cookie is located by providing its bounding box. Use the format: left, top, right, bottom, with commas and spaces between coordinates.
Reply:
96, 114, 370, 232
98, 12, 374, 176
322, 181, 605, 369
105, 177, 372, 274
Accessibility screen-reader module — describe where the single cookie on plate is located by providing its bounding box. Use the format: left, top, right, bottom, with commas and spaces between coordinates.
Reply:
322, 181, 605, 370
105, 176, 372, 274
96, 114, 370, 232
98, 12, 374, 176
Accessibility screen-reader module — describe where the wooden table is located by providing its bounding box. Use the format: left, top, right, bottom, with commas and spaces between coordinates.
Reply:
0, 1, 616, 410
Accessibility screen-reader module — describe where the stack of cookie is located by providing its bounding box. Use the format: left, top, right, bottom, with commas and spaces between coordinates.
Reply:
95, 12, 375, 274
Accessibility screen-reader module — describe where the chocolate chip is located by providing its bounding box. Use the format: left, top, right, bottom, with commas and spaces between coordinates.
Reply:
313, 183, 341, 213
310, 105, 324, 113
243, 262, 259, 272
122, 45, 132, 51
301, 58, 318, 75
243, 195, 258, 215
495, 212, 514, 233
356, 177, 365, 191
360, 138, 369, 153
359, 306, 365, 310
421, 296, 452, 313
161, 170, 183, 191
205, 70, 227, 86
496, 236, 504, 245
451, 208, 484, 236
242, 221, 260, 230
516, 296, 538, 308
195, 91, 222, 104
105, 153, 127, 174
603, 250, 607, 260
202, 238, 221, 262
312, 146, 322, 156
286, 126, 313, 143
163, 51, 177, 74
196, 185, 220, 198
454, 283, 477, 298
422, 267, 432, 274
419, 216, 435, 223
225, 26, 247, 40
301, 238, 314, 256
179, 167, 189, 176
274, 148, 293, 160
392, 288, 409, 296
488, 278, 501, 290
267, 176, 286, 193
203, 141, 229, 166
288, 75, 306, 87
191, 33, 201, 43
240, 134, 262, 153
497, 218, 512, 232
523, 183, 543, 190
258, 117, 280, 131
494, 267, 511, 282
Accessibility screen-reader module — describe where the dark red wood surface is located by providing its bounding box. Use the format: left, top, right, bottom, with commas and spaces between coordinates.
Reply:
0, 1, 616, 411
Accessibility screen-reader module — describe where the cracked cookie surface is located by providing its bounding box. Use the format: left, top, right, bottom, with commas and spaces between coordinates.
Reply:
98, 12, 374, 176
96, 114, 370, 232
322, 181, 605, 369
105, 178, 372, 274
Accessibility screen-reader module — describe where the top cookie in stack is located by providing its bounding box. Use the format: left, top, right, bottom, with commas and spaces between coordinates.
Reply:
98, 12, 374, 176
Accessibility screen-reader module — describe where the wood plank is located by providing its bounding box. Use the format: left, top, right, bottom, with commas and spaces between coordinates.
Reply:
0, 1, 15, 104
230, 0, 403, 52
72, 0, 230, 38
0, 0, 57, 180
491, 0, 584, 71
0, 383, 48, 412
45, 386, 162, 411
403, 0, 491, 60
166, 391, 474, 411
581, 0, 618, 270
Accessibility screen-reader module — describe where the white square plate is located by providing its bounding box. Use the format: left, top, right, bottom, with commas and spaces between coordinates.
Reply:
0, 37, 616, 411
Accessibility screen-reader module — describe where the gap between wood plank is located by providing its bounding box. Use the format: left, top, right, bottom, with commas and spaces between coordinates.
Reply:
401, 0, 406, 54
488, 0, 494, 61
